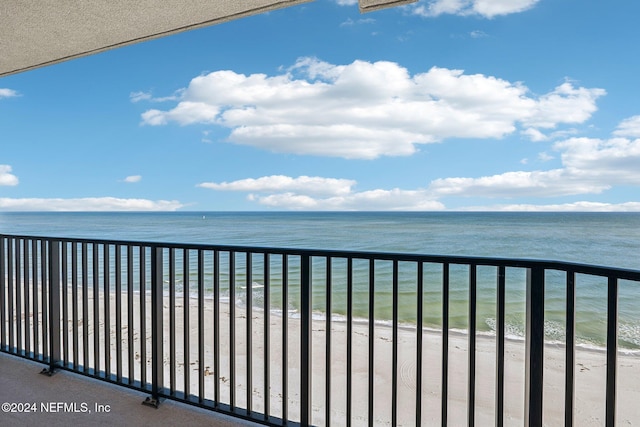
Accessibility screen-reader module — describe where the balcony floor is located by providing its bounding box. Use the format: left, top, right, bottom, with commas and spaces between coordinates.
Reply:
0, 352, 254, 426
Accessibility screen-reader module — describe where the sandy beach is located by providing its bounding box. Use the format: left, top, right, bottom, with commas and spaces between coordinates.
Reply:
8, 287, 640, 426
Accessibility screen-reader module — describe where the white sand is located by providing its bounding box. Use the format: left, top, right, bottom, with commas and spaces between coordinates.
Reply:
9, 288, 640, 426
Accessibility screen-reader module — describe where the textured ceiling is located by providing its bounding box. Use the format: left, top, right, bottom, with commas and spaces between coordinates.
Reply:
0, 0, 415, 78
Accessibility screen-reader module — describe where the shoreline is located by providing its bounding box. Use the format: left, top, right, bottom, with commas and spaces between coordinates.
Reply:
51, 289, 640, 425
4, 286, 640, 425
93, 286, 640, 354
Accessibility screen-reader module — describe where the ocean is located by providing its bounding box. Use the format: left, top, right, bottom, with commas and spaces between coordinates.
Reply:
1, 211, 639, 350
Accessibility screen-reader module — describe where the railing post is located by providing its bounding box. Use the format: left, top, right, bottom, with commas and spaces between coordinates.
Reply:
605, 276, 618, 427
0, 235, 5, 352
41, 239, 61, 376
143, 245, 164, 408
300, 254, 312, 427
525, 266, 544, 427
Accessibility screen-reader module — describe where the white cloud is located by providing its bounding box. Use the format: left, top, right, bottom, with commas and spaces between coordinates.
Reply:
130, 91, 152, 103
140, 58, 604, 159
0, 165, 19, 186
554, 136, 640, 185
522, 82, 605, 129
613, 115, 640, 138
470, 30, 488, 38
123, 175, 142, 183
335, 0, 358, 5
0, 88, 19, 99
538, 152, 554, 162
429, 169, 610, 198
198, 175, 355, 197
340, 17, 376, 27
463, 202, 640, 212
427, 116, 640, 199
410, 0, 540, 18
199, 175, 443, 210
521, 127, 548, 141
130, 90, 182, 103
0, 197, 183, 212
255, 189, 444, 211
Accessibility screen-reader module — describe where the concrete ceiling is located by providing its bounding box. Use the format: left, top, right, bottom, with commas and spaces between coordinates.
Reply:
0, 0, 415, 78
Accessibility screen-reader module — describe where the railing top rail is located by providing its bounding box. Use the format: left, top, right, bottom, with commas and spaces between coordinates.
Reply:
2, 233, 640, 281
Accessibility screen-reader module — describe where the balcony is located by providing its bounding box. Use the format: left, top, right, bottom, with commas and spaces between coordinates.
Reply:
1, 233, 639, 426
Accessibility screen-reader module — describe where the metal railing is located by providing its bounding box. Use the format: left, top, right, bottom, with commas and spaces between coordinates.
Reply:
1, 233, 639, 426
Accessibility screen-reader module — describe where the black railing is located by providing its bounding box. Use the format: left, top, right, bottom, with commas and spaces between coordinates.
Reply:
1, 234, 639, 426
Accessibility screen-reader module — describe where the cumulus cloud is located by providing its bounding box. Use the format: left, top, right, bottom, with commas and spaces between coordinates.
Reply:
199, 175, 443, 210
0, 88, 19, 99
613, 115, 640, 138
123, 175, 142, 183
0, 197, 183, 212
428, 116, 640, 199
410, 0, 540, 18
0, 165, 19, 186
139, 58, 604, 159
198, 115, 640, 211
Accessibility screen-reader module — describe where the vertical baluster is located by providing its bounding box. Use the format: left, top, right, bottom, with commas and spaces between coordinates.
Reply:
392, 260, 399, 427
16, 239, 22, 355
213, 250, 220, 408
282, 255, 288, 421
33, 240, 39, 357
0, 236, 5, 350
346, 257, 353, 427
104, 244, 110, 377
198, 249, 205, 404
8, 238, 14, 351
183, 248, 190, 397
24, 239, 31, 356
247, 252, 253, 415
442, 263, 449, 427
60, 241, 67, 365
230, 251, 236, 410
140, 246, 147, 387
82, 242, 88, 372
264, 253, 271, 422
93, 243, 100, 374
325, 257, 332, 427
72, 243, 78, 369
41, 239, 48, 361
468, 265, 477, 427
416, 262, 424, 427
605, 276, 618, 427
368, 259, 375, 427
116, 245, 122, 382
127, 245, 134, 384
169, 247, 176, 395
496, 266, 506, 427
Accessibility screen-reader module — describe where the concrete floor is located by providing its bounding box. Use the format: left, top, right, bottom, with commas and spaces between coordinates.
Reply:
0, 352, 254, 426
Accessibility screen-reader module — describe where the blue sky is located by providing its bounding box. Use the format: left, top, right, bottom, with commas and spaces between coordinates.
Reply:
2, 0, 640, 211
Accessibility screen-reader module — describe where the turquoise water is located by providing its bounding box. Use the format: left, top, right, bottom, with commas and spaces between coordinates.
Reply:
1, 211, 639, 349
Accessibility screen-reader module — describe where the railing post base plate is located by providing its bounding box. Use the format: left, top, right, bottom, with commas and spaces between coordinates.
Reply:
142, 396, 162, 408
40, 367, 57, 377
